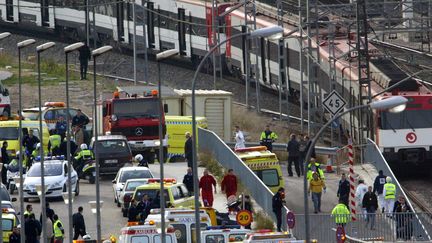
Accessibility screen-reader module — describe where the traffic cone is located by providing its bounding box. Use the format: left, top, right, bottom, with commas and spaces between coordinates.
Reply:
325, 155, 334, 173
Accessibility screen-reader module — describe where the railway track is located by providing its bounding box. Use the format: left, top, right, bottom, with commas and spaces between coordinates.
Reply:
400, 179, 432, 214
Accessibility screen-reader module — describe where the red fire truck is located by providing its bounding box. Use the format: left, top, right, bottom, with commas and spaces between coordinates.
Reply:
96, 86, 168, 163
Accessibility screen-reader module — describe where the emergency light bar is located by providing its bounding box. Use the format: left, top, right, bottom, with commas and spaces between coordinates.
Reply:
147, 178, 176, 184
34, 155, 65, 162
235, 146, 267, 153
44, 102, 65, 107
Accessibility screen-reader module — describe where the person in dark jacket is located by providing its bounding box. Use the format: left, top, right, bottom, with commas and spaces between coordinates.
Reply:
304, 135, 316, 159
136, 194, 152, 221
9, 226, 20, 243
55, 116, 67, 138
78, 44, 91, 80
272, 187, 286, 232
1, 141, 9, 185
22, 129, 40, 154
287, 134, 301, 177
72, 206, 86, 240
362, 186, 378, 230
128, 200, 139, 222
25, 213, 41, 243
393, 196, 413, 240
182, 167, 194, 195
40, 202, 55, 223
184, 132, 193, 168
337, 173, 350, 207
373, 170, 386, 213
59, 136, 78, 158
72, 109, 89, 129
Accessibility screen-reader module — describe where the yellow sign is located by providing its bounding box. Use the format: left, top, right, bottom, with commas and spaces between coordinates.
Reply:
236, 210, 253, 226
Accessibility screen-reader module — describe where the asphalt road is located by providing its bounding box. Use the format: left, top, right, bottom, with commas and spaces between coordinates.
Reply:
10, 161, 205, 241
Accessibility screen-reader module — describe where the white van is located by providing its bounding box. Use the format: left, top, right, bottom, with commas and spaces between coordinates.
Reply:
201, 226, 251, 242
118, 223, 177, 243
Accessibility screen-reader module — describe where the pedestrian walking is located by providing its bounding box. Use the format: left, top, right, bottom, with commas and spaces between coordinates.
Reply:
309, 172, 326, 213
55, 116, 67, 138
40, 202, 55, 223
306, 159, 324, 181
1, 141, 9, 184
78, 43, 91, 80
331, 199, 351, 227
355, 179, 368, 217
259, 125, 278, 152
184, 132, 193, 168
48, 129, 62, 156
128, 200, 139, 222
72, 206, 87, 240
337, 173, 350, 207
25, 213, 41, 243
362, 186, 378, 230
383, 176, 396, 215
287, 134, 301, 177
182, 167, 194, 196
393, 196, 413, 240
53, 214, 64, 243
199, 169, 217, 207
298, 134, 307, 175
234, 126, 245, 149
272, 187, 286, 232
373, 170, 386, 213
42, 215, 54, 243
9, 225, 20, 243
221, 169, 238, 199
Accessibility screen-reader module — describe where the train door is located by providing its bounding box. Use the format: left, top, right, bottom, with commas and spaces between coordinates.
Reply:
177, 8, 186, 55
147, 2, 155, 48
116, 1, 125, 41
41, 0, 49, 26
5, 0, 13, 21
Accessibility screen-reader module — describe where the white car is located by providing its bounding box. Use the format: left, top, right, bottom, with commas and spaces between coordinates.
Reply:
120, 178, 150, 217
112, 167, 153, 207
23, 160, 79, 200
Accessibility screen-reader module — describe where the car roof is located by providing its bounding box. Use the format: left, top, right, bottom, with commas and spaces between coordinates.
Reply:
135, 183, 184, 190
125, 178, 150, 183
93, 135, 127, 141
119, 166, 150, 172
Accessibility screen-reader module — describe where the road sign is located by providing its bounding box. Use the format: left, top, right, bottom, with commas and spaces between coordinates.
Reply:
336, 225, 346, 243
323, 90, 347, 116
286, 211, 295, 229
406, 132, 417, 143
236, 210, 253, 226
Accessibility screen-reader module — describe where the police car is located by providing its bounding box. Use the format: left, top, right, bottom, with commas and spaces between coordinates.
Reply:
118, 221, 178, 243
23, 157, 79, 200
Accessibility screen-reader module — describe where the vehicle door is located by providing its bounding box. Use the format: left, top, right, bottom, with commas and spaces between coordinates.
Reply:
153, 234, 176, 243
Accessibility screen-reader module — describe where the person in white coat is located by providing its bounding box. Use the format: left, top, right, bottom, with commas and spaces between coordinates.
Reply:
234, 126, 245, 149
355, 179, 368, 219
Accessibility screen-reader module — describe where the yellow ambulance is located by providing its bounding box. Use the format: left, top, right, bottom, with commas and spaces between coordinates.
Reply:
2, 208, 19, 243
235, 146, 284, 193
165, 116, 207, 162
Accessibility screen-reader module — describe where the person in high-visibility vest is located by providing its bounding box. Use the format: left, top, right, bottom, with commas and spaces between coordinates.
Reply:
48, 129, 62, 156
260, 125, 278, 152
74, 144, 94, 176
306, 159, 325, 182
53, 214, 65, 243
23, 204, 32, 217
382, 176, 396, 214
331, 199, 351, 227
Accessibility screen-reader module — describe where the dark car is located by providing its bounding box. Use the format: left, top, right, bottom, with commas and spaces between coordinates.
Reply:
90, 135, 132, 175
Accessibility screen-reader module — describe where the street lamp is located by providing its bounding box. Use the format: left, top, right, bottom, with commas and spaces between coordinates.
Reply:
0, 32, 11, 40
64, 41, 84, 242
91, 45, 112, 242
155, 49, 178, 242
190, 25, 283, 243
302, 95, 408, 242
36, 41, 55, 243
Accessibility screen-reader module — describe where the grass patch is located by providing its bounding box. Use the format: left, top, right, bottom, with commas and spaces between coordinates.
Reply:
253, 210, 275, 230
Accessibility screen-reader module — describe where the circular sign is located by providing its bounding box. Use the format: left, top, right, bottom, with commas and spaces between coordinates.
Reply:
406, 132, 417, 143
236, 210, 253, 226
336, 225, 346, 243
286, 211, 295, 229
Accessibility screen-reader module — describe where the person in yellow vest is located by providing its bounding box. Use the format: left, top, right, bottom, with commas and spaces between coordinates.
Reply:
259, 125, 278, 152
331, 199, 351, 227
382, 176, 396, 215
74, 144, 94, 176
306, 158, 325, 181
48, 129, 62, 156
53, 214, 65, 243
23, 204, 32, 217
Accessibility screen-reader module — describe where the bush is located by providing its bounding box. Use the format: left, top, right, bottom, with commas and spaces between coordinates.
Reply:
253, 210, 275, 230
198, 150, 224, 182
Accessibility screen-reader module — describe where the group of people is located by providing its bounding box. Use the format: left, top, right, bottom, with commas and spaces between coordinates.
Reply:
12, 203, 87, 243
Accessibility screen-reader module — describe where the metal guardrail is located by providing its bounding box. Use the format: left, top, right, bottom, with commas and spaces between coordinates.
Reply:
225, 142, 339, 155
198, 128, 290, 230
363, 138, 431, 241
293, 212, 432, 242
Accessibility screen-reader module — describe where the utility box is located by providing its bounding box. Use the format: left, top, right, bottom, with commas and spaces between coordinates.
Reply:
174, 89, 232, 142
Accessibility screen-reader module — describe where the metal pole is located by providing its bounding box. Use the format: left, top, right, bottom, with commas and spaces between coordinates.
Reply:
243, 0, 249, 108
65, 52, 74, 243
133, 0, 137, 85
93, 6, 96, 48
212, 0, 217, 89
86, 0, 90, 46
37, 51, 47, 243
142, 1, 149, 83
298, 0, 304, 134
93, 56, 102, 242
18, 47, 25, 243
157, 60, 166, 243
253, 0, 260, 112
306, 0, 311, 136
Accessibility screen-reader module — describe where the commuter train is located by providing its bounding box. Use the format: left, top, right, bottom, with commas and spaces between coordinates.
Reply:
1, 0, 431, 171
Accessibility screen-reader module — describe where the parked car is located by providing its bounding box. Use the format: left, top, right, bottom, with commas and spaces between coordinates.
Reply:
112, 167, 153, 207
23, 159, 79, 200
120, 178, 150, 217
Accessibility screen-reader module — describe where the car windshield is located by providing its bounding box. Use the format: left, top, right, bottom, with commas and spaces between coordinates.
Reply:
0, 127, 19, 140
112, 99, 159, 118
21, 110, 39, 120
119, 170, 152, 183
134, 189, 169, 207
96, 140, 129, 154
125, 181, 148, 191
2, 219, 13, 231
27, 163, 63, 177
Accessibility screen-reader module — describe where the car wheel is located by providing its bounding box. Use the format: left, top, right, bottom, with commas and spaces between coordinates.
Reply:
75, 180, 80, 196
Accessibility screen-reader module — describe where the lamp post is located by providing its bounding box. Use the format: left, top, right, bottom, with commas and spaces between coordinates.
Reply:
64, 42, 85, 242
302, 95, 408, 242
36, 41, 55, 243
17, 38, 35, 243
0, 32, 11, 40
156, 49, 178, 242
91, 45, 112, 242
190, 25, 283, 243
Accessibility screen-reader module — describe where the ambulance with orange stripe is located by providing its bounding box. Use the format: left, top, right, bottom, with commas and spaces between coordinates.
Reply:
243, 230, 314, 243
118, 221, 178, 243
235, 146, 284, 193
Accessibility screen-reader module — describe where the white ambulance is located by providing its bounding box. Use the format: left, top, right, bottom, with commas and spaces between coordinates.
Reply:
243, 230, 310, 243
201, 226, 251, 242
118, 222, 178, 243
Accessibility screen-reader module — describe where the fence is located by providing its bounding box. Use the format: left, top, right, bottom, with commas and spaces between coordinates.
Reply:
198, 128, 290, 230
292, 212, 432, 242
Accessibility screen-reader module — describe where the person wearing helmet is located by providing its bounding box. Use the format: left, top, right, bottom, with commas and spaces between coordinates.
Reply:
74, 144, 94, 176
29, 143, 43, 169
135, 154, 148, 167
383, 176, 396, 215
